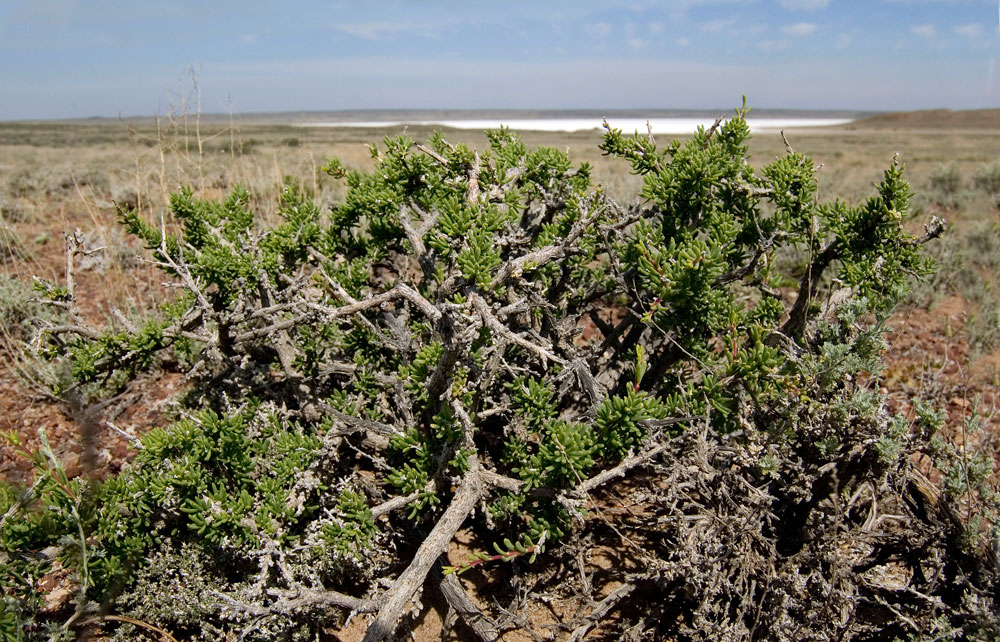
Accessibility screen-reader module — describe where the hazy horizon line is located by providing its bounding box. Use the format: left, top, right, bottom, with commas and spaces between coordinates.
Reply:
0, 105, 892, 125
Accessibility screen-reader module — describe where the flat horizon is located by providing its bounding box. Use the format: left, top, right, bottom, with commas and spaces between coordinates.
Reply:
0, 106, 888, 125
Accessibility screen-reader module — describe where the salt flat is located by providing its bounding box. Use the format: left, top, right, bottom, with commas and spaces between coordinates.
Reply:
299, 116, 853, 134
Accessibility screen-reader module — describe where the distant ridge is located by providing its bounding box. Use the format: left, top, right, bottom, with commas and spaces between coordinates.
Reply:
20, 108, 872, 126
284, 108, 869, 123
848, 108, 1000, 130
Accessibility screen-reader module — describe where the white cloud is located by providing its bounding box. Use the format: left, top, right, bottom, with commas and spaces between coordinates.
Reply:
778, 0, 830, 10
334, 21, 442, 40
589, 22, 613, 38
834, 33, 851, 50
628, 37, 647, 48
910, 24, 936, 37
782, 22, 818, 36
650, 21, 664, 34
758, 39, 791, 51
658, 0, 758, 21
677, 36, 691, 46
701, 18, 737, 33
953, 23, 982, 37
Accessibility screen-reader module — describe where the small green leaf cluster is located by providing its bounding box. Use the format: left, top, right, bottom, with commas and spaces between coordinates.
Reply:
0, 432, 94, 641
90, 404, 325, 589
924, 400, 1000, 552
321, 489, 377, 558
0, 404, 327, 608
594, 388, 668, 459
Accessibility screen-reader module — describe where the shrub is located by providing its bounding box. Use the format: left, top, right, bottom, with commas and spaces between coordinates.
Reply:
930, 160, 962, 196
0, 225, 28, 263
974, 159, 1000, 201
0, 199, 32, 224
0, 276, 43, 343
4, 104, 997, 641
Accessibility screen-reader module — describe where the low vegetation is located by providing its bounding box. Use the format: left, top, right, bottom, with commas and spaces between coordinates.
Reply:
0, 106, 999, 641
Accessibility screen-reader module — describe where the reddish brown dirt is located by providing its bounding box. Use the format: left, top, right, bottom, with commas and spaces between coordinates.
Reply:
884, 296, 1000, 461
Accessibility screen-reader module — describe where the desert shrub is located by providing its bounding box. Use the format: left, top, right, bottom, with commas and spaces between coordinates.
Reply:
3, 105, 997, 641
929, 161, 965, 208
0, 199, 32, 224
5, 171, 43, 199
910, 220, 1000, 354
931, 161, 963, 195
0, 219, 33, 264
0, 276, 44, 343
0, 225, 28, 263
208, 138, 260, 155
55, 171, 110, 195
974, 159, 1000, 202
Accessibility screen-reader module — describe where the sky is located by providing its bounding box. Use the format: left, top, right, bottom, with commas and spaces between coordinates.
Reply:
1, 0, 998, 120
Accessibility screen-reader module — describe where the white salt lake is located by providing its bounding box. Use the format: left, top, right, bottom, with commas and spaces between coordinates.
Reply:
299, 117, 853, 134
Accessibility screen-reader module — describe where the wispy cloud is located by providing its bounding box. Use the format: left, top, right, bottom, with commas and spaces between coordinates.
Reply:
910, 24, 936, 37
588, 21, 613, 38
834, 33, 851, 49
778, 0, 830, 10
333, 21, 444, 40
701, 18, 738, 33
758, 39, 791, 51
782, 22, 818, 36
953, 23, 982, 37
658, 0, 758, 21
624, 22, 646, 48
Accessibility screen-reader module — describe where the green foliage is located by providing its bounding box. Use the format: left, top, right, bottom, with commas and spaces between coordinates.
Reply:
89, 404, 325, 590
594, 388, 668, 459
10, 104, 992, 641
924, 399, 1000, 553
321, 490, 377, 558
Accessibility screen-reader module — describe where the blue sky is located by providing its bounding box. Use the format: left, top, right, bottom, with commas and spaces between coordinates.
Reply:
1, 0, 998, 120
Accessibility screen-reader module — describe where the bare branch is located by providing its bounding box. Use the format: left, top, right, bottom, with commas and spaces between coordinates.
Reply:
416, 143, 449, 166
434, 558, 502, 642
363, 469, 485, 642
471, 294, 565, 366
468, 151, 481, 205
567, 582, 636, 642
